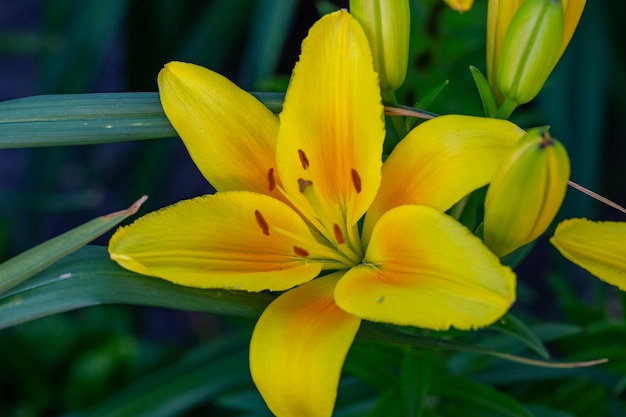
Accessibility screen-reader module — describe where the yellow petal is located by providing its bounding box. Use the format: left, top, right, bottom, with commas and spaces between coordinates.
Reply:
443, 0, 474, 13
276, 11, 385, 237
109, 192, 326, 292
363, 115, 524, 242
560, 0, 586, 58
250, 272, 361, 417
158, 62, 283, 198
551, 218, 626, 291
337, 205, 515, 330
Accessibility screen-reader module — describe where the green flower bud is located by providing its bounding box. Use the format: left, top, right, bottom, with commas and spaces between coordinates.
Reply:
350, 0, 410, 91
497, 0, 564, 108
484, 128, 570, 257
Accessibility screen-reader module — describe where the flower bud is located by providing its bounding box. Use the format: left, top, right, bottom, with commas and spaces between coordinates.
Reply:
443, 0, 474, 13
497, 0, 564, 107
486, 0, 525, 99
484, 128, 570, 257
350, 0, 410, 91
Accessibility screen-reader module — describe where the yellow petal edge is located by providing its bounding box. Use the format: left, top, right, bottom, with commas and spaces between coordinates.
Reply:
250, 272, 361, 417
109, 192, 323, 292
551, 218, 626, 291
338, 205, 515, 330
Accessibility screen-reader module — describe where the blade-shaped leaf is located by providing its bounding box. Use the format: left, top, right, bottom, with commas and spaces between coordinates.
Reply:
432, 373, 533, 417
470, 65, 497, 118
79, 335, 250, 417
491, 313, 550, 359
0, 245, 608, 370
0, 196, 147, 294
358, 324, 606, 369
0, 92, 285, 148
0, 245, 273, 330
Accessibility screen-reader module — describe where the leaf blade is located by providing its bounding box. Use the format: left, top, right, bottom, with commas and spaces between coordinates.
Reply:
0, 196, 147, 294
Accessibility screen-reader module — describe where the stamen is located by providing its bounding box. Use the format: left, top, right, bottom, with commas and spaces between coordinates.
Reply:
333, 224, 345, 244
298, 178, 313, 193
298, 149, 310, 170
351, 169, 362, 193
267, 168, 276, 191
293, 246, 310, 258
254, 210, 270, 236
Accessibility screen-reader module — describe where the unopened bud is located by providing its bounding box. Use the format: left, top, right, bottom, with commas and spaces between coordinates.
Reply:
484, 128, 570, 257
486, 0, 525, 99
350, 0, 410, 91
497, 0, 564, 107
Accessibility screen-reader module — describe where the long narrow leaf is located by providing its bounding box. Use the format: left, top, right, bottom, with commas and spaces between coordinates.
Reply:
0, 244, 608, 370
358, 324, 607, 369
470, 65, 497, 118
0, 92, 285, 148
0, 196, 147, 294
432, 373, 533, 417
0, 245, 273, 329
0, 92, 439, 148
79, 336, 250, 417
491, 313, 550, 359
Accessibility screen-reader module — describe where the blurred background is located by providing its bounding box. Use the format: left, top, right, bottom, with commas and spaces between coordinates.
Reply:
1, 0, 626, 416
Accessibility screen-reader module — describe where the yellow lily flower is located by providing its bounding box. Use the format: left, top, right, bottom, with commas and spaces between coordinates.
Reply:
551, 218, 626, 291
109, 10, 521, 417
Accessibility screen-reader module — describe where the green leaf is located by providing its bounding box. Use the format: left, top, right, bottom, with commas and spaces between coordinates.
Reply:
400, 348, 434, 417
0, 93, 174, 147
0, 245, 272, 330
491, 313, 550, 359
358, 324, 606, 369
0, 245, 608, 370
237, 0, 299, 89
78, 335, 250, 417
367, 387, 405, 417
433, 373, 533, 417
470, 65, 498, 118
0, 196, 147, 295
0, 92, 285, 148
415, 79, 449, 110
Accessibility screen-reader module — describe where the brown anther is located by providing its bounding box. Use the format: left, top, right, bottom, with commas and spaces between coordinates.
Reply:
254, 210, 270, 236
333, 224, 345, 244
267, 168, 276, 191
293, 246, 310, 258
298, 149, 310, 170
298, 178, 313, 193
351, 169, 362, 193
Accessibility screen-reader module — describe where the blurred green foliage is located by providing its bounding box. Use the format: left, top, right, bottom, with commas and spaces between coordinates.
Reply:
1, 0, 626, 416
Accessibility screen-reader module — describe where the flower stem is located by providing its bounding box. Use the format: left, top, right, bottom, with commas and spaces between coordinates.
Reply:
382, 89, 407, 139
495, 97, 518, 120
